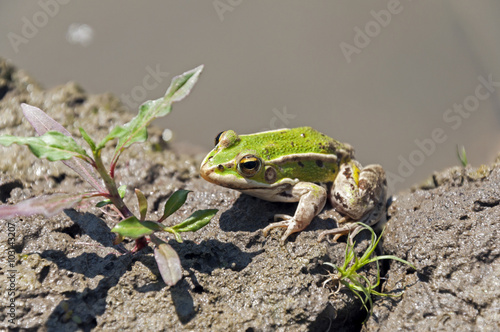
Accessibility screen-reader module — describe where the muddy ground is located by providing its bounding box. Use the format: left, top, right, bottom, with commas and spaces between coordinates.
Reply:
0, 59, 499, 331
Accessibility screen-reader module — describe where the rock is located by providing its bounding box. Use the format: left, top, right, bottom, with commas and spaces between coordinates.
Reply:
363, 161, 500, 332
1, 58, 498, 331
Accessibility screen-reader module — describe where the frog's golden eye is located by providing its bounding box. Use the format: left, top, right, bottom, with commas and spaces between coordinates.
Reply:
238, 155, 261, 177
214, 131, 225, 146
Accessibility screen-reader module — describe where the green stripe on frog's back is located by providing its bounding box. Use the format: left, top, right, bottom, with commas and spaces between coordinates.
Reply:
241, 127, 351, 160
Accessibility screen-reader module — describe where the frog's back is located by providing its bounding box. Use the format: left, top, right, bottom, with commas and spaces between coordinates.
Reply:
241, 127, 352, 160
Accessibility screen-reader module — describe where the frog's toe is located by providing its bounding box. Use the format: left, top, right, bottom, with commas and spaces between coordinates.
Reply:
317, 223, 363, 244
263, 216, 302, 244
262, 220, 289, 237
274, 214, 293, 222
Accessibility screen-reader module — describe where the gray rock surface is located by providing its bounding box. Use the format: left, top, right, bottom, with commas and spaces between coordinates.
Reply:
363, 163, 500, 332
1, 58, 498, 331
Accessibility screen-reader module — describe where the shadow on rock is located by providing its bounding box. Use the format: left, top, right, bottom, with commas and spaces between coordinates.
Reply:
40, 227, 261, 330
219, 194, 336, 236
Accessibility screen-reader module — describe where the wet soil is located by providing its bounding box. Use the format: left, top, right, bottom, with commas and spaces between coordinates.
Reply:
1, 59, 498, 331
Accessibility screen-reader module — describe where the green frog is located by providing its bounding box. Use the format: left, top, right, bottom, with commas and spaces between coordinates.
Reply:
200, 127, 387, 244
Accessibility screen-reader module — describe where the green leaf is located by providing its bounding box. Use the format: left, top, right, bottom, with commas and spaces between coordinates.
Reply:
457, 145, 468, 167
135, 189, 148, 221
95, 65, 204, 154
79, 127, 96, 151
151, 235, 182, 286
96, 185, 126, 207
96, 122, 146, 152
159, 189, 191, 222
20, 103, 105, 193
111, 216, 163, 239
164, 64, 204, 103
117, 184, 127, 198
171, 209, 217, 233
0, 131, 89, 161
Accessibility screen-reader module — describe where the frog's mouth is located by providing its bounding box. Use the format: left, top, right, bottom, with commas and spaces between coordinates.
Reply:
200, 161, 267, 190
199, 166, 216, 184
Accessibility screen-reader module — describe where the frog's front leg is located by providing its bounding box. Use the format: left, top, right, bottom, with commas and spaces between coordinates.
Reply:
318, 161, 387, 242
262, 182, 327, 244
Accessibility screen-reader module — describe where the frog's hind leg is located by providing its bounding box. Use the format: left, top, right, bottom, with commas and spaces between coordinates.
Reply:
319, 161, 387, 242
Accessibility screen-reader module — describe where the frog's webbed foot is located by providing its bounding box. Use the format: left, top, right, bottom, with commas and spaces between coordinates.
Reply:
262, 214, 301, 245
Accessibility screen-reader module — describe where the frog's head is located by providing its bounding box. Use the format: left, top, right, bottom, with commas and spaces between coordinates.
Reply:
200, 130, 275, 190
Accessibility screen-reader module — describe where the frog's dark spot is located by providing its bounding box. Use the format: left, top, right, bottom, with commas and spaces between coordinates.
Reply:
297, 161, 304, 168
290, 141, 295, 147
334, 192, 348, 209
217, 165, 224, 171
300, 133, 306, 138
316, 160, 324, 168
279, 191, 293, 198
312, 202, 320, 214
265, 166, 277, 184
0, 86, 9, 101
343, 167, 352, 179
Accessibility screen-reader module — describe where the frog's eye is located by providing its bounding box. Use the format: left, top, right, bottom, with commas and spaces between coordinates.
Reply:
214, 131, 225, 146
238, 155, 261, 177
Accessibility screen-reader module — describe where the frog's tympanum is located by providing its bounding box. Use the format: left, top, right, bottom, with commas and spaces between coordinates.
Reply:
200, 127, 387, 244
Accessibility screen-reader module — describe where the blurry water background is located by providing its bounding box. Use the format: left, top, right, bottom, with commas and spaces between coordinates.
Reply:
1, 1, 499, 193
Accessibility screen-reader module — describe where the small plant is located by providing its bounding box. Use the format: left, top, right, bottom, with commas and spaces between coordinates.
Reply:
0, 65, 217, 286
457, 145, 468, 167
322, 222, 415, 319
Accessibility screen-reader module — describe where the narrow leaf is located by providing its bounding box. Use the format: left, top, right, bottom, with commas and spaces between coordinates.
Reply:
159, 189, 191, 222
367, 255, 416, 269
171, 209, 217, 233
135, 189, 148, 221
111, 216, 163, 239
152, 236, 182, 286
457, 145, 468, 167
22, 103, 72, 136
0, 193, 86, 219
79, 127, 96, 151
0, 131, 89, 161
21, 103, 104, 192
173, 232, 183, 243
164, 64, 204, 103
